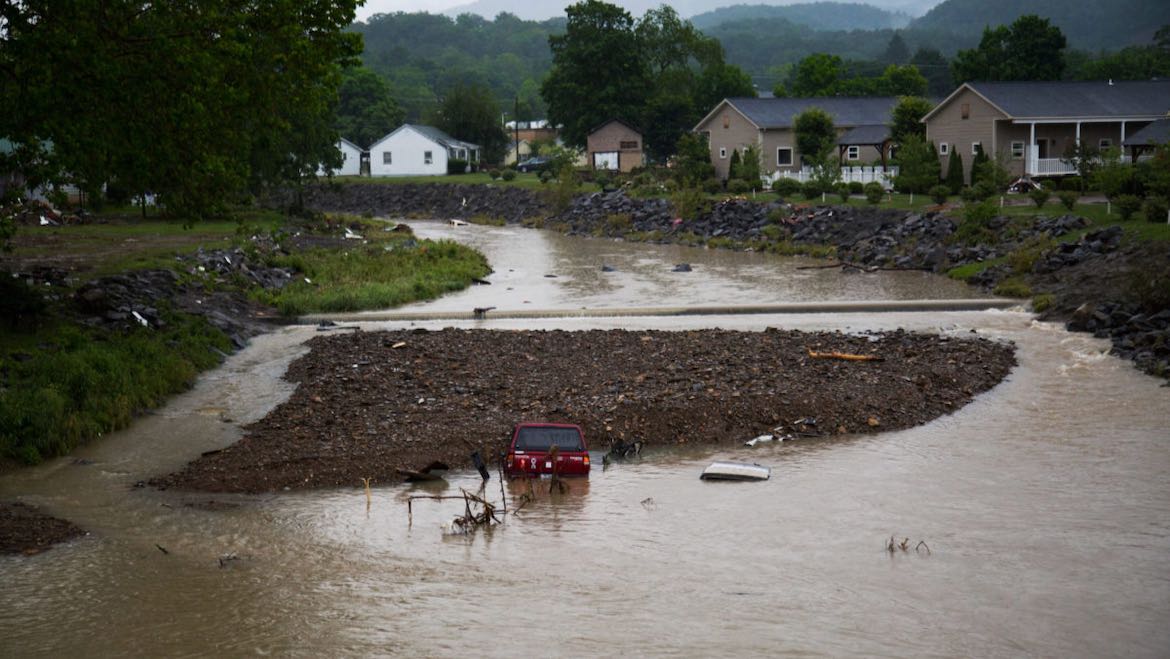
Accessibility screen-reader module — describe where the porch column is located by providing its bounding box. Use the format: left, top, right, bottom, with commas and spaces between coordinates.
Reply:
1028, 122, 1037, 176
1121, 120, 1127, 143
1075, 122, 1081, 144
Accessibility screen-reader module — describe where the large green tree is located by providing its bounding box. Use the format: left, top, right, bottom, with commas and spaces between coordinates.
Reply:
890, 96, 934, 144
430, 83, 509, 164
793, 108, 836, 165
335, 67, 405, 148
952, 14, 1067, 84
541, 0, 650, 148
0, 1, 360, 217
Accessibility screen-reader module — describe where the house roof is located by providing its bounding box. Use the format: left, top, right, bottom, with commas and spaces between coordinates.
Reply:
371, 124, 481, 151
338, 137, 363, 152
924, 81, 1170, 122
588, 118, 642, 136
837, 124, 890, 146
1123, 117, 1170, 147
701, 96, 900, 131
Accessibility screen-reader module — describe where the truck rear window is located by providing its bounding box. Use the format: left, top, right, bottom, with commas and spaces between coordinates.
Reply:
515, 427, 584, 451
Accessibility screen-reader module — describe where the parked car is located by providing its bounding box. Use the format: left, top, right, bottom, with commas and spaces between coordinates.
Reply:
516, 156, 551, 173
503, 422, 591, 478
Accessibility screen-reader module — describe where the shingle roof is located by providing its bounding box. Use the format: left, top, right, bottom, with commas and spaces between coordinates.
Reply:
837, 124, 890, 145
725, 96, 899, 129
406, 124, 480, 150
1123, 117, 1170, 146
970, 80, 1170, 119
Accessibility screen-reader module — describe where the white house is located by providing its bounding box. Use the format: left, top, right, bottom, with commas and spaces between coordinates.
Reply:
368, 124, 480, 177
317, 138, 363, 177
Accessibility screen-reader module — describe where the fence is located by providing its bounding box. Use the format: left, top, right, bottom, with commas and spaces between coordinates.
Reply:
764, 165, 898, 189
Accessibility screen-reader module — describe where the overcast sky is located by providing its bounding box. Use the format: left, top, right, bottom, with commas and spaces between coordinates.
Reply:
354, 0, 942, 22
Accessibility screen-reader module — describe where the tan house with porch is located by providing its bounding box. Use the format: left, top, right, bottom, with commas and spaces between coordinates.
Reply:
922, 80, 1170, 183
586, 119, 644, 172
693, 96, 900, 181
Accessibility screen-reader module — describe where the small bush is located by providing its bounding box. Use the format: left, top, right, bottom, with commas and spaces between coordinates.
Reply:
728, 179, 751, 194
605, 213, 632, 232
1113, 194, 1142, 220
771, 178, 802, 197
929, 184, 950, 205
487, 169, 501, 180
447, 158, 468, 175
539, 170, 554, 184
835, 184, 851, 202
1029, 189, 1051, 208
951, 201, 998, 245
662, 178, 679, 192
761, 224, 785, 240
994, 277, 1033, 298
594, 171, 612, 188
1032, 293, 1054, 313
1057, 191, 1078, 210
802, 181, 823, 200
501, 168, 517, 181
702, 178, 723, 194
1143, 196, 1168, 223
1060, 176, 1082, 191
864, 182, 884, 205
848, 181, 864, 194
972, 181, 996, 201
767, 206, 790, 224
634, 172, 655, 186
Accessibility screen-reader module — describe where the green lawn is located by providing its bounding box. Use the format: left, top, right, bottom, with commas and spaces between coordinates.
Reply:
328, 171, 604, 193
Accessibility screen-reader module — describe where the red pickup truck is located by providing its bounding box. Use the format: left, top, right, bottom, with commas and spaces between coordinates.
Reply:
503, 422, 591, 478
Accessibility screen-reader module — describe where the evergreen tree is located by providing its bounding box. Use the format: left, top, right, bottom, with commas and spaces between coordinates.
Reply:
728, 148, 742, 180
945, 150, 965, 192
971, 144, 991, 186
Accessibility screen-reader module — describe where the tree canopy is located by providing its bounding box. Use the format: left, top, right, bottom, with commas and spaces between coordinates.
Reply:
793, 108, 836, 164
336, 66, 406, 149
430, 83, 509, 163
0, 1, 360, 217
773, 54, 926, 97
890, 96, 934, 144
951, 14, 1067, 84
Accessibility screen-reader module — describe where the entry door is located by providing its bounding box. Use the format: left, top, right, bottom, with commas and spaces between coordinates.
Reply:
1036, 139, 1052, 159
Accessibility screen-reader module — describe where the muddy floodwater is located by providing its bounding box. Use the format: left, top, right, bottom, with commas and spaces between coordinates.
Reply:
2, 223, 1169, 657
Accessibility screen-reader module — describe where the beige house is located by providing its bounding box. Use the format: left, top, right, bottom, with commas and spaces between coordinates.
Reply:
922, 80, 1170, 183
586, 119, 644, 172
694, 96, 900, 181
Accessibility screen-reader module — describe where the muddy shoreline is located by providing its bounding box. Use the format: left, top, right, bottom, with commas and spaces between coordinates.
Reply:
153, 327, 1015, 493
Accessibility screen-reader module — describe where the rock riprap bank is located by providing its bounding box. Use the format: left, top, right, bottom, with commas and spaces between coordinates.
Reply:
154, 327, 1016, 493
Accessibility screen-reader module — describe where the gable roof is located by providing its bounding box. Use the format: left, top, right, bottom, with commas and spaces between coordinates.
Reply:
924, 81, 1170, 122
338, 137, 363, 152
1123, 117, 1170, 147
588, 118, 642, 136
700, 96, 900, 131
370, 124, 480, 151
837, 124, 890, 146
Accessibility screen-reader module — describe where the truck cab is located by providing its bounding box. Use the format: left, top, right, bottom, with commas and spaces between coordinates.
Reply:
504, 423, 590, 478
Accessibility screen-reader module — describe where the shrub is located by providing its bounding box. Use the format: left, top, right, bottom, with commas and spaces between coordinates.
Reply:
594, 171, 612, 189
1113, 194, 1141, 220
951, 201, 998, 245
728, 179, 751, 194
539, 169, 554, 184
835, 184, 851, 202
994, 277, 1033, 298
671, 185, 711, 221
972, 181, 997, 201
1143, 196, 1168, 223
864, 182, 884, 204
703, 178, 723, 194
929, 184, 950, 205
501, 168, 517, 181
848, 181, 864, 194
487, 169, 501, 180
447, 158, 468, 175
605, 213, 632, 232
767, 206, 790, 224
802, 180, 823, 200
959, 186, 979, 203
1029, 189, 1051, 208
1032, 293, 1054, 313
635, 172, 655, 186
1060, 176, 1082, 191
771, 178, 802, 197
662, 178, 679, 192
1058, 191, 1078, 210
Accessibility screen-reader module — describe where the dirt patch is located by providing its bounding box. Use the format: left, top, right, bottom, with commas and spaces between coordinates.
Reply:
0, 502, 85, 555
154, 327, 1016, 493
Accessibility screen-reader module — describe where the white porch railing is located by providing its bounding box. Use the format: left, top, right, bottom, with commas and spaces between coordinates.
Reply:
1025, 147, 1139, 177
764, 165, 898, 188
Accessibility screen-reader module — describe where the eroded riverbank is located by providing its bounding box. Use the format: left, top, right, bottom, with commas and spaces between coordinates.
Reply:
154, 327, 1015, 493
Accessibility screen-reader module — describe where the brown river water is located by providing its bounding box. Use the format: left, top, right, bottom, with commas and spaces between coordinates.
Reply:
1, 222, 1168, 657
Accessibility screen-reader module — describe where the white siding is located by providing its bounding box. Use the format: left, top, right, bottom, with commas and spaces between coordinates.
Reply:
318, 140, 362, 177
368, 126, 448, 177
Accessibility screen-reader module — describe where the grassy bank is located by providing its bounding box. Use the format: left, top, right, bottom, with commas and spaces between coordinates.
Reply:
0, 211, 489, 467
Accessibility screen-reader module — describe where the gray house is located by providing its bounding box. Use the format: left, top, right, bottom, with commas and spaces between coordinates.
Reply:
922, 80, 1170, 182
693, 96, 900, 180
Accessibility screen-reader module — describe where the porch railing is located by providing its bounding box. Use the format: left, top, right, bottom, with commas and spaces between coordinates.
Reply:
1025, 147, 1138, 177
764, 165, 898, 188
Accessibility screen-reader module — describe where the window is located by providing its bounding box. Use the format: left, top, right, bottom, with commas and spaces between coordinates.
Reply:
972, 141, 981, 155
382, 151, 392, 165
776, 147, 793, 166
961, 103, 970, 120
619, 140, 639, 149
1099, 138, 1113, 149
1011, 141, 1025, 159
424, 150, 433, 165
719, 147, 727, 159
846, 146, 860, 160
939, 142, 949, 155
722, 115, 730, 129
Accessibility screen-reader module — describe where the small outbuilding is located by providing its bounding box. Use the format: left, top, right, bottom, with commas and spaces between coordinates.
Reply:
368, 124, 480, 177
317, 138, 363, 177
586, 119, 644, 173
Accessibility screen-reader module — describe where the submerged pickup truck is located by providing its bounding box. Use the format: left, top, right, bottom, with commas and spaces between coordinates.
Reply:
503, 422, 591, 478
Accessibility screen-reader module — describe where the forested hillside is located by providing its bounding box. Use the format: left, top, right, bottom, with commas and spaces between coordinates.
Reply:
691, 3, 909, 31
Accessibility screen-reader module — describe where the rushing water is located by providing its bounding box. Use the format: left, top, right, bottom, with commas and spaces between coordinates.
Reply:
2, 223, 1168, 657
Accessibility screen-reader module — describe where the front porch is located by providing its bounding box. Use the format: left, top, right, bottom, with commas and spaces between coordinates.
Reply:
1025, 148, 1140, 177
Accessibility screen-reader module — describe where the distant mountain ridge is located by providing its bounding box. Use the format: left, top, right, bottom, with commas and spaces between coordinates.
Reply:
691, 3, 910, 31
441, 0, 936, 22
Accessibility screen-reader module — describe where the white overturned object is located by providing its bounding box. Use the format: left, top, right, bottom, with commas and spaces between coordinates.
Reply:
700, 461, 771, 481
744, 434, 773, 447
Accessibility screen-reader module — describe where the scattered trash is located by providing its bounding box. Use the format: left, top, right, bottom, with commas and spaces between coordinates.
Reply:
448, 219, 468, 226
471, 277, 491, 285
391, 341, 407, 349
744, 434, 774, 447
218, 552, 241, 568
408, 489, 501, 535
807, 348, 884, 362
343, 227, 363, 240
603, 438, 643, 466
155, 544, 169, 555
601, 264, 616, 272
867, 416, 881, 427
543, 273, 557, 278
672, 263, 692, 272
886, 536, 931, 555
131, 310, 150, 328
473, 306, 495, 319
699, 461, 771, 481
470, 450, 491, 481
640, 497, 657, 510
395, 461, 449, 482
